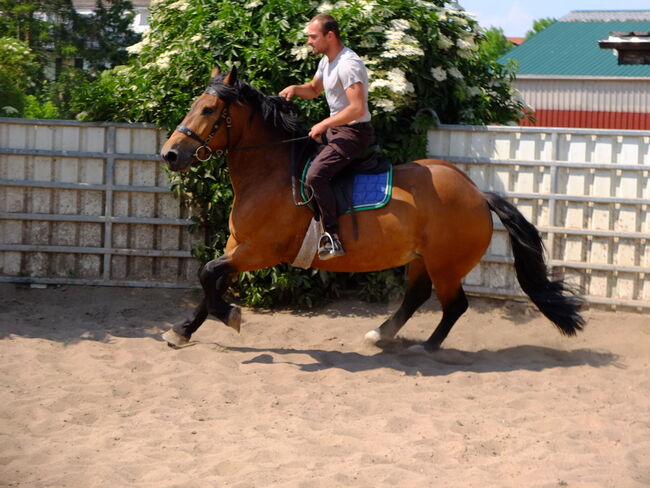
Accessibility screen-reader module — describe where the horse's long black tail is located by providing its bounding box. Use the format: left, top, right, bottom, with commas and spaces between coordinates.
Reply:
484, 192, 585, 335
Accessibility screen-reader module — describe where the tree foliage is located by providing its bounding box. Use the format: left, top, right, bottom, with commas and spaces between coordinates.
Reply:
525, 17, 557, 40
76, 0, 526, 132
0, 0, 139, 118
0, 37, 39, 115
81, 0, 141, 73
0, 0, 84, 67
478, 26, 514, 61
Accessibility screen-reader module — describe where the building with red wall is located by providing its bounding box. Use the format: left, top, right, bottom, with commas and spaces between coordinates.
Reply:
501, 11, 650, 130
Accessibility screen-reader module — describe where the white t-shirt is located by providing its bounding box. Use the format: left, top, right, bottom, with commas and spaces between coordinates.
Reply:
315, 47, 371, 124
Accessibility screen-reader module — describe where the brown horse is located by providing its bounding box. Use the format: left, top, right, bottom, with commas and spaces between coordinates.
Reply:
160, 67, 584, 352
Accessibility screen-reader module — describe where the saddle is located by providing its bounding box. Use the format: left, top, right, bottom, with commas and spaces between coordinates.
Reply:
293, 141, 392, 212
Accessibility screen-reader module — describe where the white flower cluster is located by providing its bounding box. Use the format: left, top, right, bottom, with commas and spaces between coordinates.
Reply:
414, 0, 436, 8
244, 0, 262, 8
370, 67, 414, 95
448, 66, 463, 79
360, 0, 377, 13
126, 42, 144, 54
154, 48, 180, 70
291, 45, 311, 61
374, 98, 396, 112
0, 39, 31, 55
317, 1, 333, 13
437, 34, 453, 50
381, 18, 424, 59
209, 19, 226, 30
430, 66, 446, 82
168, 0, 189, 11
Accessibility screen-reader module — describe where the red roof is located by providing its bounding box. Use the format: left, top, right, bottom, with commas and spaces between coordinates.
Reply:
507, 37, 525, 46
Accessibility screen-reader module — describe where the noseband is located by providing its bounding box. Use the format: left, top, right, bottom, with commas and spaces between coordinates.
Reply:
174, 87, 232, 162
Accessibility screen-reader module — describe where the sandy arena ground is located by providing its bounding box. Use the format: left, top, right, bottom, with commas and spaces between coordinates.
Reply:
0, 283, 648, 487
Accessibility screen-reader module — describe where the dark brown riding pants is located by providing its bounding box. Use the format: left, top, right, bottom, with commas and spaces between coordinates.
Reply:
306, 122, 374, 235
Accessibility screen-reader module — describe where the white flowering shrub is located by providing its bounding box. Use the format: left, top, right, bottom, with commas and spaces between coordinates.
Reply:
76, 0, 525, 158
0, 37, 40, 116
73, 0, 526, 306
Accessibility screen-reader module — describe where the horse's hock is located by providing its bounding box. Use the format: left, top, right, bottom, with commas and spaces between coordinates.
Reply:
0, 118, 648, 310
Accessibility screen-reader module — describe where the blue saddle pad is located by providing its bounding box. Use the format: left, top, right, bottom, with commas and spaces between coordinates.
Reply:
301, 160, 393, 213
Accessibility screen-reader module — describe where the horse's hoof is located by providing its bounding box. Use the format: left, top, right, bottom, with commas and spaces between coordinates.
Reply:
227, 306, 241, 333
407, 344, 430, 355
162, 329, 190, 348
364, 328, 382, 345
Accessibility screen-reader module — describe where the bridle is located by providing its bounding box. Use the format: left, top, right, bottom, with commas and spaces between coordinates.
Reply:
174, 87, 309, 162
174, 87, 233, 162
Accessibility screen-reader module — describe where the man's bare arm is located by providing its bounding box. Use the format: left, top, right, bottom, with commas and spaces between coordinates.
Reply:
308, 82, 366, 140
279, 77, 324, 100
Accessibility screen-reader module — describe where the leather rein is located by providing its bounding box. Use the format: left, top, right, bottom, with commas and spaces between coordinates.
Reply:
174, 86, 310, 162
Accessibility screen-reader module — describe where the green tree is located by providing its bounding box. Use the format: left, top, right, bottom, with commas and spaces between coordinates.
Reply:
0, 0, 84, 70
525, 17, 556, 40
0, 37, 40, 116
80, 0, 141, 73
479, 27, 514, 60
72, 0, 528, 306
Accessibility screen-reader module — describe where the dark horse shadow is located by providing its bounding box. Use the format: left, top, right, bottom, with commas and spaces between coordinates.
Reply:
220, 343, 620, 377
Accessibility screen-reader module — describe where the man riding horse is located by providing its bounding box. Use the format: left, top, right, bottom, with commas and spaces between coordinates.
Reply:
280, 13, 374, 260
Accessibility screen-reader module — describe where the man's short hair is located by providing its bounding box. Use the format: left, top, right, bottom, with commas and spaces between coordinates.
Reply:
310, 14, 340, 39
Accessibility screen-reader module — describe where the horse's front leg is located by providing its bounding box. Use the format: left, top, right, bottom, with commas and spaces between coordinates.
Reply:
163, 238, 280, 347
162, 254, 238, 347
200, 254, 241, 330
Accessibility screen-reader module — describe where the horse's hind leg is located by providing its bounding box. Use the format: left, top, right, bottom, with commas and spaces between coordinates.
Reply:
162, 255, 239, 347
420, 279, 468, 351
365, 258, 432, 345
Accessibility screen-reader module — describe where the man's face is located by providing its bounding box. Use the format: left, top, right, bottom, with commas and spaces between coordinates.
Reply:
306, 21, 330, 54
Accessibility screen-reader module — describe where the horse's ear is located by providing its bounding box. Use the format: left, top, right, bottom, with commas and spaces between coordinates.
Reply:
224, 65, 238, 85
210, 65, 220, 78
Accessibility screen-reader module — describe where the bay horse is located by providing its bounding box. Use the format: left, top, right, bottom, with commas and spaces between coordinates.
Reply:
160, 67, 584, 352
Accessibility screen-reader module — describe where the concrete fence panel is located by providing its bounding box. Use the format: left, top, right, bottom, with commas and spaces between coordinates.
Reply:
0, 118, 200, 288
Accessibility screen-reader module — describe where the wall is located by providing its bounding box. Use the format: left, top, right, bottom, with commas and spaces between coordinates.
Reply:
0, 118, 199, 288
428, 124, 650, 309
515, 77, 650, 130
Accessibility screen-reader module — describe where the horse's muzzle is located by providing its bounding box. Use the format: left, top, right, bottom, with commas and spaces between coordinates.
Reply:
161, 147, 191, 171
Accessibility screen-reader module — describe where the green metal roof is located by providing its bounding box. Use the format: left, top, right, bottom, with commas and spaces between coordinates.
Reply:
499, 21, 650, 77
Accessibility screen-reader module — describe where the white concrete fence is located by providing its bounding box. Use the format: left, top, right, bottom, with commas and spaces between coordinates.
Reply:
0, 118, 199, 288
1, 118, 649, 309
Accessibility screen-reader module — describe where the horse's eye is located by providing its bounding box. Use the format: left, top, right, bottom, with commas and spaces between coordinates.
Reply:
202, 107, 215, 116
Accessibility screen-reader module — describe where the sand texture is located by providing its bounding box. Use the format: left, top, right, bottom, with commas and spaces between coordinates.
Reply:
1, 284, 648, 487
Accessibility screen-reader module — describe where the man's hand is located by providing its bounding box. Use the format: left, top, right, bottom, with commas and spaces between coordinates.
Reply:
309, 121, 330, 142
279, 86, 296, 101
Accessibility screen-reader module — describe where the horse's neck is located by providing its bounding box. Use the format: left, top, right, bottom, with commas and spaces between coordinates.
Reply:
226, 118, 292, 195
227, 145, 291, 194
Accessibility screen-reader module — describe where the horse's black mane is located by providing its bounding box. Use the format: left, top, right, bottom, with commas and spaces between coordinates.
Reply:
208, 73, 306, 136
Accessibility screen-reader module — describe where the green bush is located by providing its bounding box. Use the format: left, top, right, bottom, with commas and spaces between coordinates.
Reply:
0, 71, 25, 117
23, 95, 61, 119
74, 0, 528, 307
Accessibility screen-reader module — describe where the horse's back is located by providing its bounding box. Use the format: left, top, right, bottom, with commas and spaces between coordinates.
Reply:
393, 158, 487, 211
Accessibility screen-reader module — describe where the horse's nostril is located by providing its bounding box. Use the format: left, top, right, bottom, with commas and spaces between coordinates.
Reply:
163, 149, 177, 164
